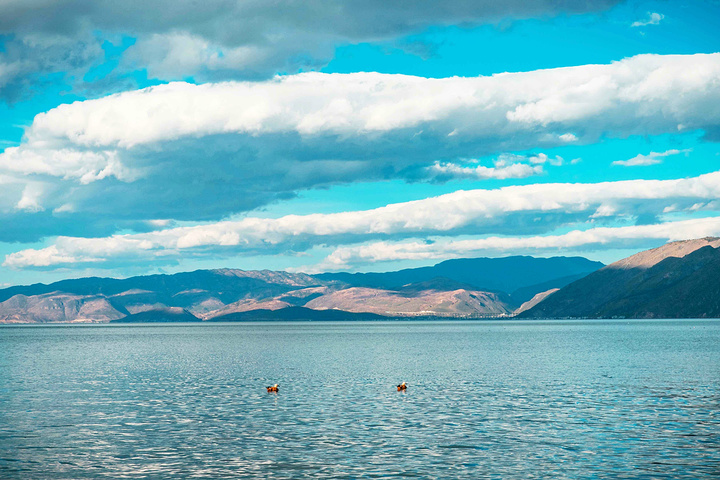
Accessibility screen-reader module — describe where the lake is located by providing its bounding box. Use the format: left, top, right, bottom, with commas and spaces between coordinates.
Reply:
1, 320, 719, 479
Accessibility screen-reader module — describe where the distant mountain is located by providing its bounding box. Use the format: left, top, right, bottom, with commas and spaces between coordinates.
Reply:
0, 255, 604, 323
317, 256, 603, 299
209, 306, 387, 322
305, 280, 513, 317
521, 238, 720, 319
0, 269, 329, 323
112, 307, 201, 323
0, 269, 322, 306
203, 286, 330, 319
0, 292, 124, 324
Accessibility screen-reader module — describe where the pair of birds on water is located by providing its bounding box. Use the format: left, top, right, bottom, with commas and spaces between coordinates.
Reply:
266, 381, 407, 392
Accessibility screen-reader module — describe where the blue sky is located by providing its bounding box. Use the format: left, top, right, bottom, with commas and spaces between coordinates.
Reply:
0, 0, 719, 286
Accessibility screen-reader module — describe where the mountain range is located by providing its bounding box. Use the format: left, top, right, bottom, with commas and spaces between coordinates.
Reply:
6, 238, 720, 323
0, 256, 601, 323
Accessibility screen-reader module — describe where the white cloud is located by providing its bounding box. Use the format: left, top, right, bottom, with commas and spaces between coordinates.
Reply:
21, 53, 720, 150
631, 12, 664, 28
15, 183, 44, 212
0, 147, 138, 183
5, 245, 94, 268
612, 148, 691, 167
559, 133, 578, 142
312, 216, 720, 271
5, 169, 720, 269
424, 151, 566, 181
425, 161, 543, 180
494, 153, 563, 167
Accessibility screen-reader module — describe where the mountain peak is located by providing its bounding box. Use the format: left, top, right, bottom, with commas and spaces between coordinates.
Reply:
522, 237, 720, 319
608, 237, 720, 270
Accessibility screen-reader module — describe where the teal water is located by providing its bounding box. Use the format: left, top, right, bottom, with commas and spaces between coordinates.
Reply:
1, 320, 719, 479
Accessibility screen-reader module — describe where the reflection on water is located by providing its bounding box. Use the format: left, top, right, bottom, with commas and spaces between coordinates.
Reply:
1, 320, 719, 479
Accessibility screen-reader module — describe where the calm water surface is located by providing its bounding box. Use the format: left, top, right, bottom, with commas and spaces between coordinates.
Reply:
1, 320, 719, 479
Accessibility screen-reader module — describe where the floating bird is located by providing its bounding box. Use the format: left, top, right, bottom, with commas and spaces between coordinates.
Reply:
397, 382, 407, 391
266, 384, 279, 392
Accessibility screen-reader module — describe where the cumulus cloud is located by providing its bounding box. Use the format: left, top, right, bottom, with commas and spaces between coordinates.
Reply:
313, 216, 720, 271
0, 147, 138, 183
498, 152, 564, 167
612, 148, 691, 167
5, 170, 720, 270
0, 0, 621, 98
420, 152, 566, 181
425, 161, 544, 181
631, 12, 664, 28
6, 245, 93, 268
21, 54, 720, 150
15, 183, 45, 212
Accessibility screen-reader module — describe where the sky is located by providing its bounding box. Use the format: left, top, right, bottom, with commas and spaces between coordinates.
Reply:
1, 0, 720, 286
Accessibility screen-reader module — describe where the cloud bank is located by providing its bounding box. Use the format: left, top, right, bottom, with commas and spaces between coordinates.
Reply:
0, 0, 621, 97
1, 53, 719, 242
314, 216, 720, 271
23, 53, 720, 149
5, 170, 720, 270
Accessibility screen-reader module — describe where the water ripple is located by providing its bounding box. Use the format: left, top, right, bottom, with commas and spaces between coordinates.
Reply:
1, 320, 719, 479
